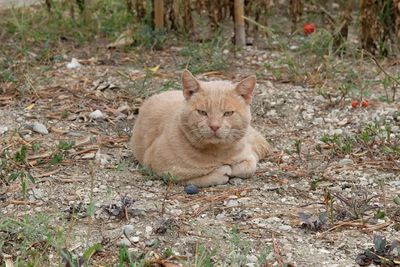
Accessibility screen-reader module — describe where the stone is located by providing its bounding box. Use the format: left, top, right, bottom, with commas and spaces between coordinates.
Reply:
226, 199, 239, 208
130, 236, 140, 243
123, 225, 134, 236
89, 110, 103, 120
144, 180, 153, 187
145, 226, 152, 235
0, 126, 8, 135
278, 224, 292, 231
95, 151, 110, 166
66, 58, 82, 69
338, 158, 354, 166
184, 184, 199, 195
118, 238, 131, 247
31, 122, 48, 135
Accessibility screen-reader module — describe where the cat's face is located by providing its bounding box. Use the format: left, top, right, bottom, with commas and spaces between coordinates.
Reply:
180, 71, 255, 145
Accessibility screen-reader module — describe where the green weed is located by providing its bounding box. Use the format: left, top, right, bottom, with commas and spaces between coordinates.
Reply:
179, 35, 229, 74
0, 214, 66, 266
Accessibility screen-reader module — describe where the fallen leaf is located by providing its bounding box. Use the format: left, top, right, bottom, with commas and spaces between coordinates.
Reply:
25, 103, 35, 110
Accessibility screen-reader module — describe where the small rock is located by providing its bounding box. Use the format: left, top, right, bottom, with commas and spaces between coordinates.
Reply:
278, 224, 292, 231
145, 239, 157, 247
89, 110, 103, 120
130, 236, 140, 243
184, 184, 199, 195
226, 199, 239, 208
246, 254, 258, 263
266, 109, 277, 117
95, 151, 110, 166
99, 184, 107, 190
145, 226, 152, 235
216, 213, 225, 220
31, 122, 49, 135
123, 225, 134, 236
329, 128, 343, 135
31, 188, 44, 199
337, 118, 349, 126
118, 238, 131, 247
266, 217, 281, 223
66, 58, 82, 69
81, 153, 95, 159
338, 158, 354, 166
0, 126, 8, 135
229, 177, 243, 185
144, 180, 153, 187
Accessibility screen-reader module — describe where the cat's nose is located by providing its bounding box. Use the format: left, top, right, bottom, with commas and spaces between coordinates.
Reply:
210, 125, 220, 132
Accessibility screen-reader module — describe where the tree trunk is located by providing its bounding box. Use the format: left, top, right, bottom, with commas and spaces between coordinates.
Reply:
234, 0, 246, 46
154, 0, 164, 30
289, 0, 303, 33
360, 0, 392, 55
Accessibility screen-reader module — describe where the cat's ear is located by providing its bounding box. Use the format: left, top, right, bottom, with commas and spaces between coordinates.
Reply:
235, 75, 256, 104
182, 70, 200, 100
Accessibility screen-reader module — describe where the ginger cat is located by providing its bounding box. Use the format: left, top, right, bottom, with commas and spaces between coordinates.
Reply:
130, 70, 269, 187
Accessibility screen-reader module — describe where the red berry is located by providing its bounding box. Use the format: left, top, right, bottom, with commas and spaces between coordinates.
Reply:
361, 100, 369, 107
351, 100, 359, 108
303, 23, 316, 36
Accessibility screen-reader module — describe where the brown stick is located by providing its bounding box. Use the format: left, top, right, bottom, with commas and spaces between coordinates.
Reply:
272, 233, 284, 267
234, 0, 246, 46
154, 0, 164, 30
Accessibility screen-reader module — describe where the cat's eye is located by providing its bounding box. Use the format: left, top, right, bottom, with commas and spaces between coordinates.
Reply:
197, 109, 208, 116
224, 111, 234, 117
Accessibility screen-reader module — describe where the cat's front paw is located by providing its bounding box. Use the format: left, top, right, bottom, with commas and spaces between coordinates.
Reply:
231, 159, 256, 179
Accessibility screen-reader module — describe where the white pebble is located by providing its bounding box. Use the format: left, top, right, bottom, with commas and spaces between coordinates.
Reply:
31, 122, 48, 135
89, 110, 103, 120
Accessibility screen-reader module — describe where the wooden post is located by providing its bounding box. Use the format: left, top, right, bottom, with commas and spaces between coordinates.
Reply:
234, 0, 246, 46
154, 0, 164, 30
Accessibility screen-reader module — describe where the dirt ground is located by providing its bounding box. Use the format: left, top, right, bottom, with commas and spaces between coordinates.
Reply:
1, 41, 400, 267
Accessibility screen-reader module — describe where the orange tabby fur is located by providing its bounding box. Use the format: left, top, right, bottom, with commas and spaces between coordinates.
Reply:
130, 70, 269, 187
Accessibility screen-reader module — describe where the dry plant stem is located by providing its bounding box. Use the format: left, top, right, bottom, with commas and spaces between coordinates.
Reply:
272, 233, 284, 267
87, 162, 95, 247
379, 179, 387, 215
369, 54, 400, 101
160, 182, 172, 216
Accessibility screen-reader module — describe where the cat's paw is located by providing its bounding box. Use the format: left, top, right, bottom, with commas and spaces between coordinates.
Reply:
231, 159, 256, 179
216, 165, 232, 177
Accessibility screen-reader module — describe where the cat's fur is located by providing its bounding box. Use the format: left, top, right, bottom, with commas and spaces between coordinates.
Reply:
130, 70, 269, 187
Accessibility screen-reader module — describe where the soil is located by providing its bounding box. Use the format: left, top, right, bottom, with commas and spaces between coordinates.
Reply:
1, 42, 400, 266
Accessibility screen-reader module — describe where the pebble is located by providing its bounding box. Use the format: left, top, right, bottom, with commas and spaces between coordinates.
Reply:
229, 177, 243, 185
123, 224, 134, 236
145, 226, 152, 235
226, 199, 239, 207
246, 254, 258, 263
144, 180, 153, 187
338, 158, 354, 166
184, 184, 199, 195
66, 58, 82, 69
329, 128, 343, 135
89, 110, 104, 120
279, 224, 292, 231
130, 236, 140, 243
95, 151, 110, 166
81, 153, 95, 159
31, 122, 49, 135
118, 238, 131, 247
0, 126, 8, 135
